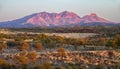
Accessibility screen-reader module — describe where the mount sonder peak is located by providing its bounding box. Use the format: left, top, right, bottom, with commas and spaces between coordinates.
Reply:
0, 11, 117, 28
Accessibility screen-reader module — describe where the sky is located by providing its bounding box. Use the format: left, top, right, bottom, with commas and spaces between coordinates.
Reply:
0, 0, 120, 22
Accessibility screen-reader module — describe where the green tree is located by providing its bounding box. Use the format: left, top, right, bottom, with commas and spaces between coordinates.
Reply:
98, 38, 106, 46
15, 37, 24, 42
39, 34, 48, 46
55, 36, 64, 46
21, 64, 29, 69
44, 62, 54, 69
95, 65, 103, 69
44, 37, 53, 49
79, 66, 86, 69
115, 35, 120, 47
106, 40, 113, 47
70, 39, 83, 50
66, 65, 73, 69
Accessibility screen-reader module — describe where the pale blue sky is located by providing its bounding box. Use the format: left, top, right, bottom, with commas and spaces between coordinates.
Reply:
0, 0, 120, 22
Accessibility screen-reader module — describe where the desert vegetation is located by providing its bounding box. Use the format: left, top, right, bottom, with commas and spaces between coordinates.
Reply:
0, 26, 120, 69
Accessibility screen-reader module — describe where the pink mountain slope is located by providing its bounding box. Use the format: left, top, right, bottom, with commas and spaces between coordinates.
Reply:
0, 11, 113, 28
26, 11, 81, 26
81, 13, 111, 23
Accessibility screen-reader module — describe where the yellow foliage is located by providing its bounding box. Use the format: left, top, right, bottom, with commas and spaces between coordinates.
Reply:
14, 56, 29, 64
27, 51, 38, 61
18, 42, 29, 51
0, 59, 6, 65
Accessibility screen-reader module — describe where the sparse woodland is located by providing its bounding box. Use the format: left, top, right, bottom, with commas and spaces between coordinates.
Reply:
0, 26, 120, 69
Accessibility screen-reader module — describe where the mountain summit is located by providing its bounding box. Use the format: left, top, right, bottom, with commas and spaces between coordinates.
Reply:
81, 13, 110, 23
26, 11, 81, 26
0, 11, 115, 28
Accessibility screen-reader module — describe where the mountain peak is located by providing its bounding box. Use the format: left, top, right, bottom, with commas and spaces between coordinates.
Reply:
90, 13, 97, 16
26, 11, 81, 26
61, 11, 72, 13
40, 11, 49, 14
59, 11, 77, 15
82, 13, 110, 23
0, 11, 114, 28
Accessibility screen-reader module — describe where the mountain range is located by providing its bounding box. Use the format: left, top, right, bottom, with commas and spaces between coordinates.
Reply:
0, 11, 119, 28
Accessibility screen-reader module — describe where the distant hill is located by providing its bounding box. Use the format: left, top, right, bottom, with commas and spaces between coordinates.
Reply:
0, 11, 119, 28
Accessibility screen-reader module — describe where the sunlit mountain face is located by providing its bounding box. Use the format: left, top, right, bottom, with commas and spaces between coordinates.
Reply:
81, 13, 111, 23
25, 11, 81, 26
0, 11, 118, 28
